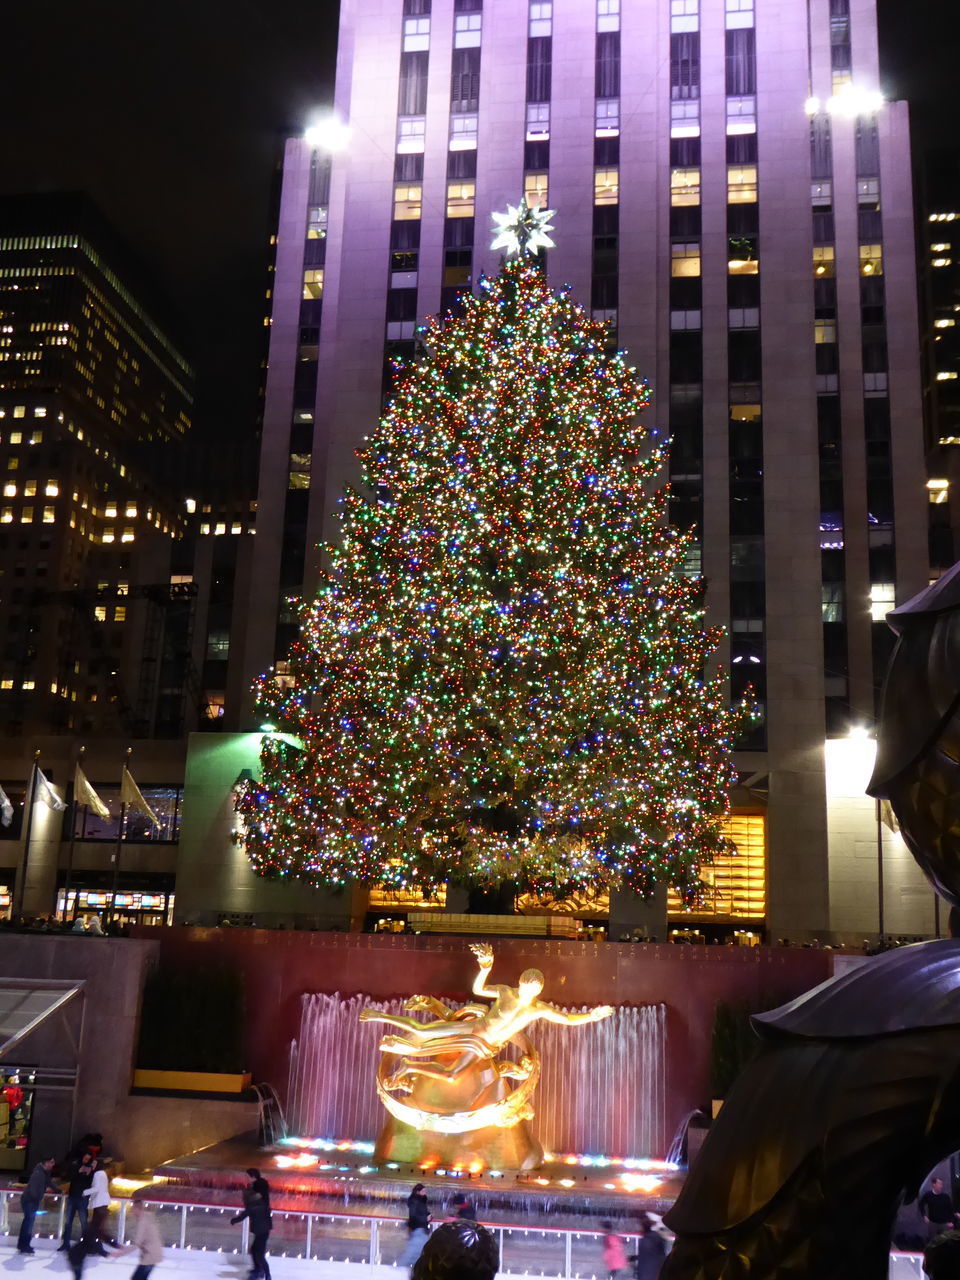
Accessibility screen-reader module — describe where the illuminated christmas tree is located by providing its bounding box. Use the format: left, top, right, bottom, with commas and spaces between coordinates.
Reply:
238, 203, 749, 901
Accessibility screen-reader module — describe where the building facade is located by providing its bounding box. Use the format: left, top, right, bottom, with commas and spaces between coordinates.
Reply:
242, 0, 934, 942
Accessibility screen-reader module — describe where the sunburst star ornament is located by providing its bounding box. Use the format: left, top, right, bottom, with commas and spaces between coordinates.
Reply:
490, 197, 556, 257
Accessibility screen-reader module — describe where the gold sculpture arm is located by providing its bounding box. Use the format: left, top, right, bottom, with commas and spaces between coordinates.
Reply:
405, 995, 460, 1020
470, 941, 499, 999
539, 1003, 614, 1025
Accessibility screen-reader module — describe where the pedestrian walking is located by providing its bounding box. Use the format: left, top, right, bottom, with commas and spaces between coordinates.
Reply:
59, 1152, 95, 1250
83, 1160, 120, 1252
601, 1221, 628, 1280
920, 1177, 957, 1240
17, 1155, 58, 1254
232, 1173, 272, 1280
399, 1184, 431, 1268
449, 1193, 476, 1221
120, 1201, 165, 1280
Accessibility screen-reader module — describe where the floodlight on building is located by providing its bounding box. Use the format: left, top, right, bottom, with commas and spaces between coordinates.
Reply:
804, 97, 820, 115
825, 85, 884, 117
304, 115, 351, 152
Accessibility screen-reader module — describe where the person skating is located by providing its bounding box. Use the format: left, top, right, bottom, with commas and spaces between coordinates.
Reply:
83, 1160, 120, 1253
399, 1184, 431, 1268
232, 1173, 272, 1280
17, 1155, 58, 1253
59, 1151, 95, 1250
119, 1200, 164, 1280
631, 1214, 667, 1280
601, 1220, 628, 1280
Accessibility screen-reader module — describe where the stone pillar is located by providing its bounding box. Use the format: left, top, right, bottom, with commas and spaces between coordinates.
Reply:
608, 883, 668, 943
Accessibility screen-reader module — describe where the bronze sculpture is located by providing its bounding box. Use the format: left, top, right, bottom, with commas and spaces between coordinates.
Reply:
662, 564, 960, 1278
360, 941, 613, 1169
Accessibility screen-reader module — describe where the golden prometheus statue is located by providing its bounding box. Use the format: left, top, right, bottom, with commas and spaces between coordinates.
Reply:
359, 942, 613, 1170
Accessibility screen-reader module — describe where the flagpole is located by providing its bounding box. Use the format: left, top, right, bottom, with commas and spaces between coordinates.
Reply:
108, 748, 132, 928
13, 751, 41, 921
63, 748, 84, 923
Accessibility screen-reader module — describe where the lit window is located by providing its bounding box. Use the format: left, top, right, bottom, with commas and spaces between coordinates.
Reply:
813, 246, 835, 277
450, 114, 478, 150
931, 244, 952, 253
22, 680, 35, 691
302, 268, 324, 300
815, 320, 836, 344
113, 605, 127, 622
42, 506, 55, 523
524, 173, 549, 210
45, 482, 58, 497
0, 508, 12, 524
117, 581, 129, 596
102, 529, 115, 543
7, 459, 17, 470
121, 527, 135, 542
403, 16, 430, 51
104, 502, 117, 517
725, 0, 753, 25
729, 242, 759, 274
726, 96, 757, 134
306, 206, 327, 239
671, 168, 701, 207
289, 453, 312, 489
934, 318, 957, 329
454, 12, 482, 46
33, 406, 46, 418
858, 178, 880, 207
0, 681, 12, 690
8, 432, 21, 445
860, 244, 883, 275
597, 0, 620, 32
529, 1, 552, 37
12, 406, 24, 419
94, 605, 107, 622
670, 0, 698, 32
937, 371, 959, 381
933, 257, 953, 268
727, 165, 757, 203
595, 98, 620, 136
23, 481, 36, 498
446, 182, 476, 218
394, 185, 423, 221
397, 116, 426, 154
594, 168, 619, 205
125, 503, 137, 517
671, 99, 700, 138
812, 180, 832, 207
2, 483, 14, 498
870, 582, 895, 622
20, 507, 33, 524
928, 478, 950, 505
671, 243, 701, 277
526, 103, 550, 140
29, 431, 42, 445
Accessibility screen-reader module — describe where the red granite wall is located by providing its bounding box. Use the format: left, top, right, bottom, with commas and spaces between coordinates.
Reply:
138, 927, 836, 1151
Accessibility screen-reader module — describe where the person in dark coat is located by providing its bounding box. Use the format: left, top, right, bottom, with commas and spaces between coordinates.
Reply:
450, 1193, 476, 1221
399, 1184, 431, 1268
17, 1156, 58, 1253
59, 1152, 95, 1250
632, 1213, 667, 1280
232, 1178, 273, 1280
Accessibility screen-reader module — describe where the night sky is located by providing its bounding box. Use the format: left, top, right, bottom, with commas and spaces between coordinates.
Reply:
2, 1, 954, 479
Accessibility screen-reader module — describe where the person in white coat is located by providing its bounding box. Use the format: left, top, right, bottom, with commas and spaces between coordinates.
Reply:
82, 1162, 119, 1250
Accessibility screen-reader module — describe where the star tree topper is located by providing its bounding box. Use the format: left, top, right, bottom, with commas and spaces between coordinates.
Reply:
490, 197, 556, 257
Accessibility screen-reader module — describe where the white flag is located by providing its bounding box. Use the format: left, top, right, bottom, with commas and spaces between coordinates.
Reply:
0, 783, 12, 828
35, 767, 66, 812
120, 766, 161, 829
74, 765, 111, 820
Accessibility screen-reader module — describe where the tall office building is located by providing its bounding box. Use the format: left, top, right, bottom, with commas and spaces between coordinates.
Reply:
0, 194, 255, 738
245, 0, 932, 941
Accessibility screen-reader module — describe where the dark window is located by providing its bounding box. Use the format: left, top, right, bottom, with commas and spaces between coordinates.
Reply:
670, 205, 701, 237
451, 47, 481, 112
526, 36, 552, 101
725, 28, 756, 95
670, 33, 699, 100
395, 153, 424, 182
670, 331, 702, 383
386, 289, 418, 322
591, 275, 618, 308
862, 327, 888, 373
594, 135, 620, 166
391, 220, 422, 250
670, 137, 700, 167
812, 211, 835, 242
810, 116, 832, 180
399, 51, 429, 115
726, 133, 757, 164
444, 216, 475, 248
727, 204, 759, 235
404, 0, 431, 13
524, 139, 549, 169
670, 276, 701, 309
729, 331, 762, 383
391, 249, 419, 273
595, 31, 620, 98
814, 276, 837, 316
447, 148, 477, 179
858, 208, 882, 241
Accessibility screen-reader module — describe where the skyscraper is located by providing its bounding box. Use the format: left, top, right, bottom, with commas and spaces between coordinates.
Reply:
245, 0, 931, 942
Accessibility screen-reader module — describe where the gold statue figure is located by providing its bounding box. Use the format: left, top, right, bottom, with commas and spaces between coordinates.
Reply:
359, 942, 613, 1169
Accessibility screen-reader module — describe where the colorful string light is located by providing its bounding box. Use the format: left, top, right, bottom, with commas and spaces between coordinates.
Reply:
237, 257, 752, 900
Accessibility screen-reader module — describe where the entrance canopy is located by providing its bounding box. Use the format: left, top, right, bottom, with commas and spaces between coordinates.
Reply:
0, 979, 83, 1058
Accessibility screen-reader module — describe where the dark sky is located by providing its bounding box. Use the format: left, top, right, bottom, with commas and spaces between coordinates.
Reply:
1, 1, 955, 481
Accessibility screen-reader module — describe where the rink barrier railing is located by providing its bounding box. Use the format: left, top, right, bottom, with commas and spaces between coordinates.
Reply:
0, 1188, 927, 1279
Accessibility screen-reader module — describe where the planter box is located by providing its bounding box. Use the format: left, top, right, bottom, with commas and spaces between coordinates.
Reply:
132, 1069, 252, 1094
